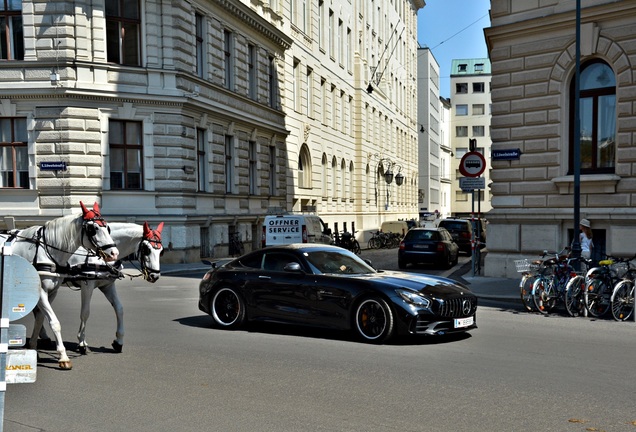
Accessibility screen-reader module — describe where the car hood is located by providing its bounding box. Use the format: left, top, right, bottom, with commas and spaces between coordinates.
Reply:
364, 271, 473, 297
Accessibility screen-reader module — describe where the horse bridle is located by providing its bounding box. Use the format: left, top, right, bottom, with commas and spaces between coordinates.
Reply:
82, 217, 117, 261
135, 227, 163, 280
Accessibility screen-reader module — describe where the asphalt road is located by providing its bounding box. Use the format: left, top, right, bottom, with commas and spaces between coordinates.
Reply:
4, 250, 636, 432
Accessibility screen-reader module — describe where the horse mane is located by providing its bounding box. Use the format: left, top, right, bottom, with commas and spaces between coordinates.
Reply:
108, 223, 144, 257
42, 214, 84, 257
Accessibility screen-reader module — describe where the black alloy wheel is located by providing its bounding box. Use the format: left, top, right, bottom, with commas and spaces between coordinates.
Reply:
211, 287, 246, 328
354, 297, 394, 343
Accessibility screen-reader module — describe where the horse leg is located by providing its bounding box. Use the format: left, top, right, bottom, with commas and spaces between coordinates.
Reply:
38, 283, 72, 370
77, 281, 94, 355
100, 282, 124, 352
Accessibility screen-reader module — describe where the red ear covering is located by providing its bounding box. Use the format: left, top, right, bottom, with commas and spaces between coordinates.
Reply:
143, 221, 164, 243
80, 201, 102, 221
156, 222, 164, 233
143, 221, 151, 237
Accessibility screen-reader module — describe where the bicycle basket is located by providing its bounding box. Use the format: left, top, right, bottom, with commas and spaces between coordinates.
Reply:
515, 259, 539, 273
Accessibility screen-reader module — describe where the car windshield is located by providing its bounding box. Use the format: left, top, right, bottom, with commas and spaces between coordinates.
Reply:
303, 250, 376, 275
440, 221, 468, 231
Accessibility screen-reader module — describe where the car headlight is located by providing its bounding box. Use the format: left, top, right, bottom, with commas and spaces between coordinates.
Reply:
396, 289, 431, 308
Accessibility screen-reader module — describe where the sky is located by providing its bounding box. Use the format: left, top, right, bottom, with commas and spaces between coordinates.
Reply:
417, 0, 491, 98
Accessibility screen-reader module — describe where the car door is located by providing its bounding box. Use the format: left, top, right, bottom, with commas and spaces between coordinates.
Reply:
246, 251, 317, 324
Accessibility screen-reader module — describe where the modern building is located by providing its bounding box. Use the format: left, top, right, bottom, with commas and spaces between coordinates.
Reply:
484, 0, 636, 277
449, 58, 492, 218
0, 0, 423, 263
417, 47, 453, 222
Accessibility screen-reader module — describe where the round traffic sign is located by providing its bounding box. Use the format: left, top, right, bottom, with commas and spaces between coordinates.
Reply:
459, 151, 486, 177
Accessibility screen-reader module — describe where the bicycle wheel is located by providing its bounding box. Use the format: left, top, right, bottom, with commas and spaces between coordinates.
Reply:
611, 280, 635, 321
532, 276, 557, 314
352, 240, 361, 254
368, 237, 381, 249
564, 275, 585, 317
519, 274, 536, 312
584, 279, 611, 318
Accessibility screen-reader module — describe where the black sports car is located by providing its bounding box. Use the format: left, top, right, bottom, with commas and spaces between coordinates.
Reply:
198, 244, 477, 343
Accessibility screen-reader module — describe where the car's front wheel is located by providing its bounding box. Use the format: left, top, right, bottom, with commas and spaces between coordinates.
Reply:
211, 287, 246, 328
353, 297, 394, 343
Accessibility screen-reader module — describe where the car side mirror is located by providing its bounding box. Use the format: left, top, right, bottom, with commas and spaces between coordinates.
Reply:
284, 262, 303, 272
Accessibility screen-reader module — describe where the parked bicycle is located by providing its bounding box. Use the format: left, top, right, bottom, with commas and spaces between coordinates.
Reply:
336, 230, 361, 254
368, 231, 401, 249
610, 255, 636, 321
515, 255, 543, 312
530, 247, 579, 315
581, 255, 632, 318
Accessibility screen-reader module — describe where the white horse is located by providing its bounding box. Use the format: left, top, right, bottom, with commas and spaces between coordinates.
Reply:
65, 221, 164, 354
0, 202, 119, 369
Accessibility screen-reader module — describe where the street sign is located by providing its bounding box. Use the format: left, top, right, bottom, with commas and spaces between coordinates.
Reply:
459, 177, 486, 191
492, 149, 521, 160
39, 161, 67, 171
459, 152, 486, 177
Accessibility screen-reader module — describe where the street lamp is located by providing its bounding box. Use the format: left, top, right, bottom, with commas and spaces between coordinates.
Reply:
372, 156, 404, 210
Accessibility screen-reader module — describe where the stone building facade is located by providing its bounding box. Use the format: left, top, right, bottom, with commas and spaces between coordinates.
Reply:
484, 0, 636, 277
0, 0, 423, 263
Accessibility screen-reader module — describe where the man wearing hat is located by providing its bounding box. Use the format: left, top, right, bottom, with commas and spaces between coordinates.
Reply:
580, 219, 593, 259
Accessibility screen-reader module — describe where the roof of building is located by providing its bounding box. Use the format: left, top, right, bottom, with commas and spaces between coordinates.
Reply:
451, 58, 491, 75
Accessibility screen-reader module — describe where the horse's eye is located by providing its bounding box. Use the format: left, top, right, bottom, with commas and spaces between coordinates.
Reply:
85, 223, 97, 237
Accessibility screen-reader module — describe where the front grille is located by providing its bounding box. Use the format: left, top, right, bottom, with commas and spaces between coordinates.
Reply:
436, 296, 477, 318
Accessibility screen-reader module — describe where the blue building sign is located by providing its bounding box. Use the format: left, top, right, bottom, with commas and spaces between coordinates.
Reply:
491, 149, 521, 161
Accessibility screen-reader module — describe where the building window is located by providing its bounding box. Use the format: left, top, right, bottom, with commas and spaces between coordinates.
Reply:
0, 118, 27, 188
268, 145, 276, 195
249, 140, 257, 195
473, 82, 485, 93
196, 128, 207, 192
109, 120, 143, 190
306, 67, 313, 117
475, 63, 484, 72
298, 145, 311, 189
456, 104, 468, 116
456, 83, 468, 94
458, 63, 467, 73
321, 154, 328, 197
248, 44, 257, 99
0, 1, 23, 60
569, 60, 616, 174
106, 0, 141, 66
472, 104, 485, 116
268, 55, 278, 109
224, 30, 234, 90
195, 13, 204, 78
472, 126, 485, 137
456, 126, 468, 137
225, 135, 235, 194
328, 9, 334, 58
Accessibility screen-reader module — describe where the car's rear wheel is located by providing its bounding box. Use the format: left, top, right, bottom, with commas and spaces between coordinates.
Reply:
211, 287, 246, 328
353, 297, 394, 343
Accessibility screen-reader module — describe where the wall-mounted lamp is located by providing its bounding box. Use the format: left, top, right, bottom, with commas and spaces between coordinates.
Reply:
366, 83, 374, 94
182, 166, 195, 174
50, 71, 60, 86
420, 125, 425, 133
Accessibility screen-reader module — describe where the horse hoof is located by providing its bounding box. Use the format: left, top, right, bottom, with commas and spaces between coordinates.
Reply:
59, 361, 73, 370
78, 346, 87, 355
112, 341, 123, 353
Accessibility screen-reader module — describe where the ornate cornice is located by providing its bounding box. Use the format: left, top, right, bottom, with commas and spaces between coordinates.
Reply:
213, 0, 292, 50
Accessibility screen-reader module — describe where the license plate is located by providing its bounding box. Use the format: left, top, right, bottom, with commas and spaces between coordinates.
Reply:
454, 316, 474, 328
413, 244, 429, 250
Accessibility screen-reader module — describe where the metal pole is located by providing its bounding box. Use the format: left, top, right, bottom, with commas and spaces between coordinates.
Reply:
572, 0, 582, 268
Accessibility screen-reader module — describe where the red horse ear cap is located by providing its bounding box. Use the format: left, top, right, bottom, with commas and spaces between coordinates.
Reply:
143, 221, 164, 248
80, 201, 106, 226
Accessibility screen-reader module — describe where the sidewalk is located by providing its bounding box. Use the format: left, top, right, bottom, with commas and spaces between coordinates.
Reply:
156, 258, 520, 303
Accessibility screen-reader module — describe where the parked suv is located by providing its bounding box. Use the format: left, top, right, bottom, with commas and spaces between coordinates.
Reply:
437, 218, 474, 256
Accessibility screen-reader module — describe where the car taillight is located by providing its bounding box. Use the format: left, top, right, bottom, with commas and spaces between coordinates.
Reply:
302, 224, 308, 242
437, 242, 445, 252
461, 232, 471, 239
399, 241, 405, 250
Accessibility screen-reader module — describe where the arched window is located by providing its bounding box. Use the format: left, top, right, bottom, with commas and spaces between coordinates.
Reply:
340, 159, 346, 199
569, 60, 616, 174
298, 145, 312, 188
331, 156, 337, 198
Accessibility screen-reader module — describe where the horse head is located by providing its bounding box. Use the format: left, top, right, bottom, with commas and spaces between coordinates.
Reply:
80, 201, 119, 262
138, 221, 164, 283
